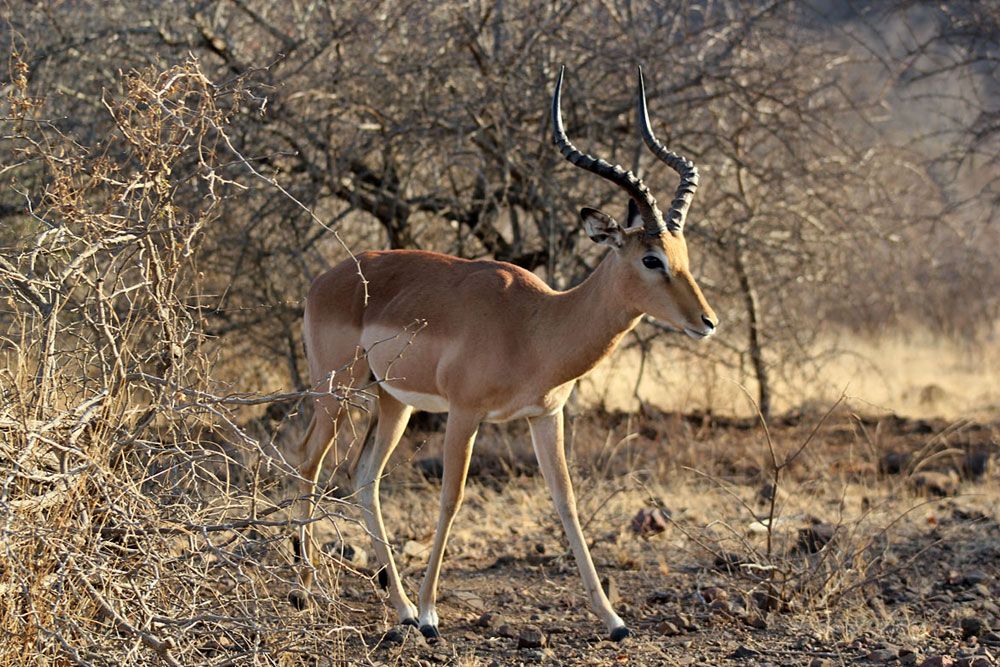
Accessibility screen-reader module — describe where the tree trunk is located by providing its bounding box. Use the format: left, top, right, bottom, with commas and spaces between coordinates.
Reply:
735, 251, 771, 420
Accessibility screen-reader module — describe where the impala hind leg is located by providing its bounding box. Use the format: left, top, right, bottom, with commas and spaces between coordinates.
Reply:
288, 404, 342, 609
416, 411, 480, 639
354, 390, 417, 625
528, 410, 628, 641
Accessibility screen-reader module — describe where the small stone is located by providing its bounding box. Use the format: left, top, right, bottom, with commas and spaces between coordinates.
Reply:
879, 451, 913, 475
631, 507, 672, 536
321, 540, 369, 568
975, 584, 995, 601
869, 642, 901, 661
964, 570, 990, 587
962, 617, 992, 640
517, 627, 546, 649
910, 471, 957, 497
495, 623, 517, 639
382, 628, 406, 645
656, 620, 682, 636
729, 645, 759, 660
809, 659, 832, 667
377, 625, 427, 649
752, 590, 784, 613
869, 648, 900, 662
797, 522, 837, 553
919, 657, 955, 667
963, 450, 993, 479
714, 552, 747, 572
709, 599, 733, 616
701, 586, 728, 603
402, 540, 427, 558
647, 590, 677, 604
449, 590, 485, 612
665, 613, 697, 631
929, 592, 955, 605
476, 612, 504, 629
743, 613, 767, 629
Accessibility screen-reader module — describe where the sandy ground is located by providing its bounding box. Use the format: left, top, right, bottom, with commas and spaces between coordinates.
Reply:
296, 407, 1000, 666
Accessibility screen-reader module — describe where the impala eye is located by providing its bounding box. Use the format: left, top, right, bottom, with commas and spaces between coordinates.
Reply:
642, 255, 664, 270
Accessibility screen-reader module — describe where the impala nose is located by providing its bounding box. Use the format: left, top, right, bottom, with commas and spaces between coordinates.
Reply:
702, 314, 718, 331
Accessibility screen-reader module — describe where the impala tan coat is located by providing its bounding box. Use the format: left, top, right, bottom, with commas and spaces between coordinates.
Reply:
285, 67, 718, 642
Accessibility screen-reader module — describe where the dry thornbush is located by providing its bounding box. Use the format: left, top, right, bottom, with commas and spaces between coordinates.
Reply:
0, 58, 364, 665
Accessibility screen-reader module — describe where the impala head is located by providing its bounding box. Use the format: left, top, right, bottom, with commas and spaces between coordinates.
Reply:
552, 66, 718, 339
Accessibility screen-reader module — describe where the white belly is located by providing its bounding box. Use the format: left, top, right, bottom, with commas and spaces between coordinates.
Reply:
380, 384, 451, 413
484, 403, 549, 422
379, 379, 573, 423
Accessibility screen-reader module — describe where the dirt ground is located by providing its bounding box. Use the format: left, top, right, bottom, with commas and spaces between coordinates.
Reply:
299, 407, 1000, 666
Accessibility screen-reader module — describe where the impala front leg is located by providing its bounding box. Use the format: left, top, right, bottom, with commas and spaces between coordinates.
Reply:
528, 409, 628, 641
416, 410, 480, 639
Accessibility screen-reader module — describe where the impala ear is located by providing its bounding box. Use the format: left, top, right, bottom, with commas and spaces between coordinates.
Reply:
581, 207, 623, 249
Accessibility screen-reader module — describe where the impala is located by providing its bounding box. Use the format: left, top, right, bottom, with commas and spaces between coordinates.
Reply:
287, 66, 717, 641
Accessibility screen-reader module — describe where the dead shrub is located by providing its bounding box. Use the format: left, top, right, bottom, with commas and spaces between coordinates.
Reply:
0, 57, 362, 665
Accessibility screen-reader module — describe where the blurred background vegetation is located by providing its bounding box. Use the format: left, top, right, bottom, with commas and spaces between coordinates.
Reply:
5, 0, 998, 417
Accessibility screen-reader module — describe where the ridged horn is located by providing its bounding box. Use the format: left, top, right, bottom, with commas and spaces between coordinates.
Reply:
552, 65, 667, 236
636, 66, 699, 234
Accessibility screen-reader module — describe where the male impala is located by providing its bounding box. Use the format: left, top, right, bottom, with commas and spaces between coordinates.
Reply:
287, 67, 717, 642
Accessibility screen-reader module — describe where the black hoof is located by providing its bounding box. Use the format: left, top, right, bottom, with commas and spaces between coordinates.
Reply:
288, 589, 310, 610
401, 618, 418, 628
377, 568, 388, 590
419, 624, 441, 640
609, 626, 630, 642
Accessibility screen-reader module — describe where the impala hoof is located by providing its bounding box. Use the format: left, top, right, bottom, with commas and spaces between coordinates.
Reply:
288, 589, 310, 610
419, 624, 441, 640
609, 626, 630, 642
401, 618, 418, 628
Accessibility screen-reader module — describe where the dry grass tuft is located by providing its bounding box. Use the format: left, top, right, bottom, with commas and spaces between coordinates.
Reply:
0, 58, 363, 665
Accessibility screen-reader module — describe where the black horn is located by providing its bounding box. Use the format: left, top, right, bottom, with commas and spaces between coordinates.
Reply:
552, 66, 667, 236
636, 67, 699, 234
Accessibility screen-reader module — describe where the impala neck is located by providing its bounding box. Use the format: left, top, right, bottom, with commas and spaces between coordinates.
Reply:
541, 252, 643, 385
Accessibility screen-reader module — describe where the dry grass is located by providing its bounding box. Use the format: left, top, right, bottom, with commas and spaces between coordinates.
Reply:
581, 331, 1000, 421
0, 58, 365, 666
